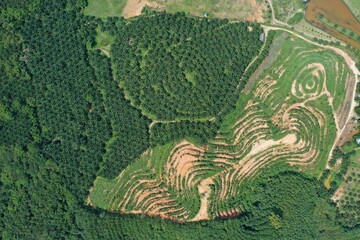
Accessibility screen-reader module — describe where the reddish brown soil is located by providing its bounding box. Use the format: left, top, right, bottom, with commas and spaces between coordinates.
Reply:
305, 0, 360, 48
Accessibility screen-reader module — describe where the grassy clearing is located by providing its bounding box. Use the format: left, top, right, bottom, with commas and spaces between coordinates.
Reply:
84, 0, 127, 18
95, 28, 116, 49
150, 0, 268, 22
94, 27, 116, 57
272, 0, 305, 23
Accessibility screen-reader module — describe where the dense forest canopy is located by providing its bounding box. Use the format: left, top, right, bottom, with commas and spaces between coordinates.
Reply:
112, 13, 263, 120
0, 0, 359, 239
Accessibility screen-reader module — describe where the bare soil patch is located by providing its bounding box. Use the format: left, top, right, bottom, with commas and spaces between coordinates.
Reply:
336, 74, 356, 130
332, 185, 345, 201
337, 114, 358, 146
191, 178, 214, 221
123, 0, 162, 19
164, 141, 204, 190
244, 0, 267, 23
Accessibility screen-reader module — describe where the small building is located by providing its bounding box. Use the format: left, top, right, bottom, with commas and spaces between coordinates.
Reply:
204, 12, 209, 17
259, 33, 265, 42
356, 138, 360, 145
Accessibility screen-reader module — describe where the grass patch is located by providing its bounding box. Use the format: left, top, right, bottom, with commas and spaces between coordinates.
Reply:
184, 70, 197, 86
93, 27, 116, 57
95, 27, 116, 49
84, 0, 127, 18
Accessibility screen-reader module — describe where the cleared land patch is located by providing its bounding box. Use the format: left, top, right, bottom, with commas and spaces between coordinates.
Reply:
150, 0, 267, 22
271, 0, 305, 23
89, 33, 351, 222
123, 0, 162, 18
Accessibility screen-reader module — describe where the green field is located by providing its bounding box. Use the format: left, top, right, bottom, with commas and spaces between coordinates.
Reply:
83, 0, 127, 18
89, 32, 351, 221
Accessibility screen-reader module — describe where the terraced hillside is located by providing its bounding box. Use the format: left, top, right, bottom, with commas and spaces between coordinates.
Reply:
88, 33, 354, 222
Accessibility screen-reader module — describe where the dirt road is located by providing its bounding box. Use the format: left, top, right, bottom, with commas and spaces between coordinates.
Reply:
266, 0, 291, 27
